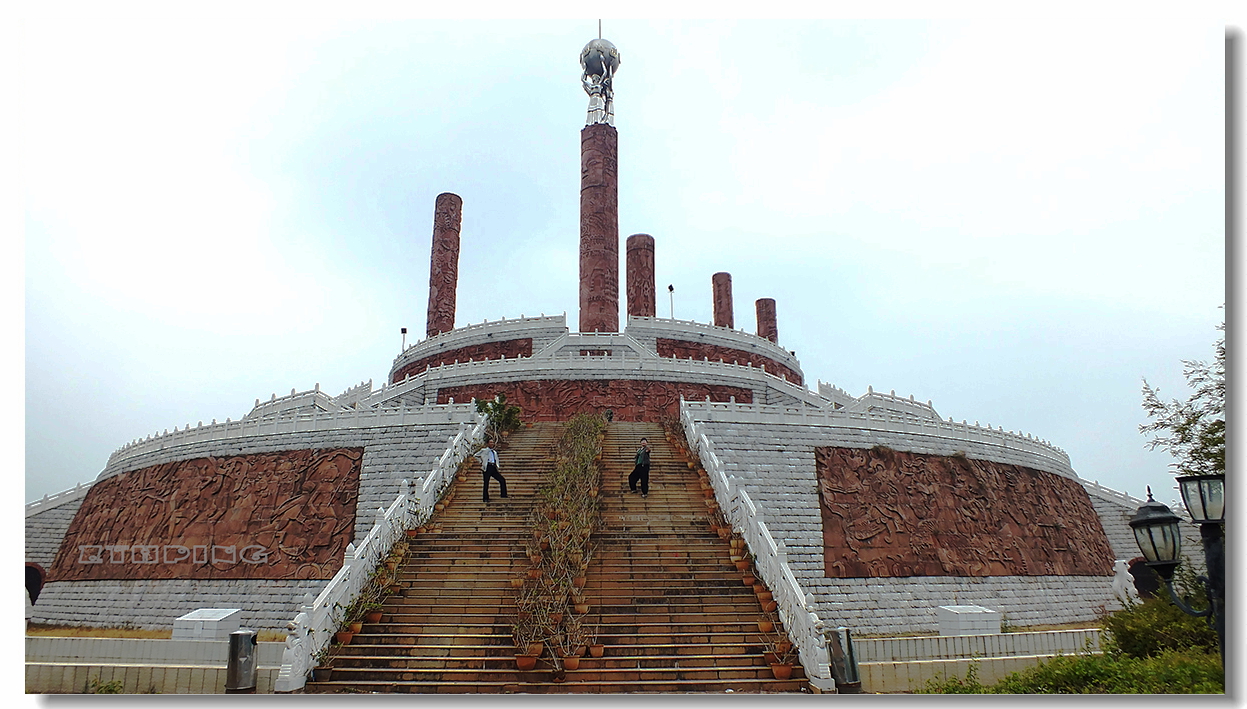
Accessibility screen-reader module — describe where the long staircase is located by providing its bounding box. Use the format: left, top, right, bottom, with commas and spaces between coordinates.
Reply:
306, 421, 805, 694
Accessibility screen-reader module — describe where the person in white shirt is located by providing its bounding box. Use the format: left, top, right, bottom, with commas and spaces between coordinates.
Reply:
480, 440, 508, 503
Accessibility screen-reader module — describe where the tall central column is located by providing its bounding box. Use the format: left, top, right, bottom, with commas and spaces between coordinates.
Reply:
578, 38, 621, 334
578, 119, 620, 332
712, 272, 734, 329
426, 192, 462, 338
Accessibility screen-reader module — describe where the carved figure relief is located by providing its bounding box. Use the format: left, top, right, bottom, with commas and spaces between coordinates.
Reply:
426, 192, 463, 337
436, 380, 751, 422
49, 448, 363, 581
655, 338, 803, 385
626, 233, 656, 317
391, 339, 534, 383
816, 446, 1114, 578
579, 123, 619, 334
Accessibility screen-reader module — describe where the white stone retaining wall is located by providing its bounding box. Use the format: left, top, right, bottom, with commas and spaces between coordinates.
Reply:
28, 410, 472, 632
389, 314, 570, 377
405, 354, 820, 410
854, 628, 1100, 663
686, 404, 1116, 636
26, 637, 286, 694
625, 315, 804, 374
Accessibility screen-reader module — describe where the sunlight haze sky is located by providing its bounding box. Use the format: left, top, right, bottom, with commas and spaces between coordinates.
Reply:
23, 15, 1227, 512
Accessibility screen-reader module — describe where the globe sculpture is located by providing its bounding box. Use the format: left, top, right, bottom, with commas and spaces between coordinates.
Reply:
580, 38, 620, 126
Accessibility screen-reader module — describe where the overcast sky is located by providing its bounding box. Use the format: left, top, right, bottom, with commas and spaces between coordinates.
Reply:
22, 16, 1228, 511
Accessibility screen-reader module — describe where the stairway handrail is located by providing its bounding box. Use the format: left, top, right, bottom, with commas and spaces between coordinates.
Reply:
679, 401, 837, 692
273, 410, 488, 693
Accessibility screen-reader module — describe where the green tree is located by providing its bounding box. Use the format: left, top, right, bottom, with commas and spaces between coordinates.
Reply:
1140, 322, 1224, 477
475, 393, 522, 442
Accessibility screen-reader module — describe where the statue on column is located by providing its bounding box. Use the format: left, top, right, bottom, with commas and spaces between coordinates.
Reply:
581, 38, 620, 126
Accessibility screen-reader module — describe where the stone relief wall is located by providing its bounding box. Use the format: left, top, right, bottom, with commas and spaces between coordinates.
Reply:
426, 192, 463, 338
579, 123, 619, 333
49, 448, 363, 582
626, 233, 656, 318
390, 339, 534, 383
656, 338, 803, 385
816, 446, 1114, 578
436, 379, 752, 422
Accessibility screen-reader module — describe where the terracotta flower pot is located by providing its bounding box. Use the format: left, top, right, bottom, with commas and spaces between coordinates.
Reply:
550, 612, 564, 624
574, 603, 590, 614
572, 576, 586, 588
763, 600, 778, 612
527, 642, 544, 656
763, 651, 779, 665
405, 529, 418, 538
735, 560, 751, 571
588, 489, 598, 498
528, 568, 542, 579
335, 631, 354, 645
758, 619, 774, 633
775, 640, 792, 654
348, 621, 363, 633
384, 560, 398, 571
758, 591, 774, 603
530, 554, 543, 564
511, 577, 525, 589
516, 654, 538, 671
563, 655, 581, 670
387, 583, 403, 595
770, 663, 794, 680
435, 502, 445, 512
312, 666, 333, 682
717, 528, 730, 540
589, 644, 605, 658
365, 610, 383, 623
742, 574, 756, 586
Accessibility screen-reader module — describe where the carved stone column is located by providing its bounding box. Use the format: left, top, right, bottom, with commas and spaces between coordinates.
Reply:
756, 297, 778, 343
712, 272, 733, 329
626, 233, 655, 318
426, 192, 462, 338
579, 123, 619, 333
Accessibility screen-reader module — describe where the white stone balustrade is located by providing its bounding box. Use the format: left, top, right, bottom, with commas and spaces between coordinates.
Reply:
680, 402, 837, 692
107, 403, 479, 471
684, 400, 1073, 479
273, 413, 487, 693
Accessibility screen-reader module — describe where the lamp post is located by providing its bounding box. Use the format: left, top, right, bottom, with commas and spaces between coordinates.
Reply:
1129, 476, 1225, 664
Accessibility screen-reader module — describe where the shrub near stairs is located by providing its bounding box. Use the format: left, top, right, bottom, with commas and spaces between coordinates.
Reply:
514, 414, 606, 677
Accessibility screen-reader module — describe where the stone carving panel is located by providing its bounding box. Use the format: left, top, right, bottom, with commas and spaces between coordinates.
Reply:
655, 338, 803, 385
391, 339, 534, 383
712, 272, 734, 329
426, 192, 463, 338
626, 233, 656, 318
579, 123, 619, 334
49, 448, 363, 581
816, 446, 1114, 578
436, 380, 752, 422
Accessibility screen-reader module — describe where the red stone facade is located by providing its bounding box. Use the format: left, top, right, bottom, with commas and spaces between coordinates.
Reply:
435, 380, 752, 422
655, 338, 803, 385
756, 298, 778, 343
626, 233, 656, 318
426, 192, 463, 338
816, 446, 1114, 578
579, 123, 619, 333
390, 339, 534, 383
712, 272, 734, 329
49, 448, 363, 582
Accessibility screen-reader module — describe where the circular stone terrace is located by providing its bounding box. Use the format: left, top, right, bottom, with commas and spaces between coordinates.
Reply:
382, 314, 814, 422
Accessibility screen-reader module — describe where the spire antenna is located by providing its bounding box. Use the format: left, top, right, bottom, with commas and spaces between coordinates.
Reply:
598, 19, 602, 39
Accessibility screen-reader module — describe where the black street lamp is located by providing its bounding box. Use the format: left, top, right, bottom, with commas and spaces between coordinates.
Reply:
1129, 476, 1225, 665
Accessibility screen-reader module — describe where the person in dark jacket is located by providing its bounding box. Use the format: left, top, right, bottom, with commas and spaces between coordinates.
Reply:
628, 437, 651, 498
480, 440, 507, 503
